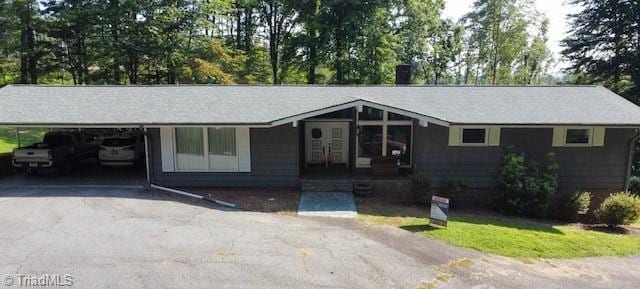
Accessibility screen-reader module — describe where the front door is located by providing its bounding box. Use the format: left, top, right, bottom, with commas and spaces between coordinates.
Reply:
305, 121, 349, 167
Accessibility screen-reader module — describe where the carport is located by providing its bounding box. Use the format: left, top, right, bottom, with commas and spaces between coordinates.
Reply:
0, 126, 148, 188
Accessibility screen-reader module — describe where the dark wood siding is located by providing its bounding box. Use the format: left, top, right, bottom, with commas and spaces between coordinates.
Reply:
413, 124, 503, 187
413, 125, 634, 191
147, 125, 299, 187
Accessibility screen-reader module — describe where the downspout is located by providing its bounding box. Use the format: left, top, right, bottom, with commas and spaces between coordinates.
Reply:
624, 129, 640, 191
140, 126, 236, 209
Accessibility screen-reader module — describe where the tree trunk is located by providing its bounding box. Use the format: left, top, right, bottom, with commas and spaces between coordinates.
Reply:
111, 0, 121, 84
270, 34, 279, 84
307, 39, 317, 84
235, 1, 242, 49
19, 2, 33, 84
243, 7, 253, 51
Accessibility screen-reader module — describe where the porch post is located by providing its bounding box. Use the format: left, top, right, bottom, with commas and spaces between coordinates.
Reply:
381, 112, 388, 157
142, 126, 152, 186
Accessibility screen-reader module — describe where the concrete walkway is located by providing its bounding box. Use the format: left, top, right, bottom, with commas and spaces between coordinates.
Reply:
298, 191, 358, 218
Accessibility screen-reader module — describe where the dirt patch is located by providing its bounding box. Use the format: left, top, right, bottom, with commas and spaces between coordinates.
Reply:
355, 190, 427, 218
186, 187, 299, 214
570, 223, 640, 237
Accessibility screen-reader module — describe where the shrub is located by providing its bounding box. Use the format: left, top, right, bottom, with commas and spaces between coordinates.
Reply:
552, 191, 592, 222
494, 152, 558, 217
596, 192, 640, 226
440, 176, 469, 203
629, 176, 640, 196
411, 173, 432, 205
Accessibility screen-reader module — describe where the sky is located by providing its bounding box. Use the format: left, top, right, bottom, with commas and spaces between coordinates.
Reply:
443, 0, 582, 74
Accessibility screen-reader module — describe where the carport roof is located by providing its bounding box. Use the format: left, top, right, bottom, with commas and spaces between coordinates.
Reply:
1, 85, 640, 127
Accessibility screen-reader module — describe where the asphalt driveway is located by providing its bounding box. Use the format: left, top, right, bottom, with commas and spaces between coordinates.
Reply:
0, 187, 638, 289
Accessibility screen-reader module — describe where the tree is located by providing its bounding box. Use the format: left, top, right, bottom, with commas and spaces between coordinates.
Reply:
43, 0, 97, 85
563, 0, 640, 103
463, 0, 531, 85
296, 0, 321, 84
10, 0, 40, 84
419, 19, 463, 84
0, 0, 554, 86
259, 0, 295, 84
183, 38, 270, 83
0, 0, 19, 85
514, 17, 551, 84
395, 0, 445, 71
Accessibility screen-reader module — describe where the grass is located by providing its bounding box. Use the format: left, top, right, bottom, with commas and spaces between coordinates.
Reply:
359, 213, 640, 259
0, 128, 49, 153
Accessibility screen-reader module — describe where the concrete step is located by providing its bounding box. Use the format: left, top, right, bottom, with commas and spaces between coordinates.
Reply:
301, 180, 354, 192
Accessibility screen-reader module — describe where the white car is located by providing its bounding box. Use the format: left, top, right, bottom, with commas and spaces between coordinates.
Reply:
98, 133, 145, 166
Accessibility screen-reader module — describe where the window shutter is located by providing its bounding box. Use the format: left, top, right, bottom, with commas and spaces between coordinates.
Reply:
593, 127, 606, 147
448, 127, 461, 146
488, 127, 501, 146
237, 127, 251, 172
552, 127, 566, 147
160, 127, 175, 172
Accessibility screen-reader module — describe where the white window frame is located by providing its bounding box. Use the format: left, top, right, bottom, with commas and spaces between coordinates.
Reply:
459, 127, 489, 147
564, 127, 594, 147
173, 127, 241, 172
356, 108, 414, 168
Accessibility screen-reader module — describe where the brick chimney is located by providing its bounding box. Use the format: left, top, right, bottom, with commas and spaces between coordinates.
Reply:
395, 64, 411, 85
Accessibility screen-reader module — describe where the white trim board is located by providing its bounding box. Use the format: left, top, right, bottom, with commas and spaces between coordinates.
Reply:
271, 100, 450, 128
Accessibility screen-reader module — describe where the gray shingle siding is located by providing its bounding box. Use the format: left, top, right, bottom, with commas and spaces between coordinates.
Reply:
412, 125, 503, 187
147, 125, 299, 187
413, 125, 634, 190
502, 128, 632, 189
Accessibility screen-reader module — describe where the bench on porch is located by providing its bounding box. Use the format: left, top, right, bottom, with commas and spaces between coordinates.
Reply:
370, 156, 399, 176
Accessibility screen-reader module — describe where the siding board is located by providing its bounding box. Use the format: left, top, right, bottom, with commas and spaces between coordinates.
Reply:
148, 125, 299, 187
414, 125, 633, 190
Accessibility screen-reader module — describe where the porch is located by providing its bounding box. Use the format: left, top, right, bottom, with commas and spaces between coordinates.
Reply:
298, 105, 419, 186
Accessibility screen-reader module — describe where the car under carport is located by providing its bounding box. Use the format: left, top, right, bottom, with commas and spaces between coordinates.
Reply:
0, 127, 148, 188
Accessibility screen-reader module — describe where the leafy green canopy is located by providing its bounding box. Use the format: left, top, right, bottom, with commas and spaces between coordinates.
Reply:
0, 0, 554, 85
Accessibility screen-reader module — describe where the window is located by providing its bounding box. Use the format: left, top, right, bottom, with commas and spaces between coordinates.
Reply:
461, 128, 487, 145
174, 127, 240, 172
175, 127, 206, 171
208, 128, 236, 156
356, 106, 413, 167
566, 128, 591, 145
358, 107, 384, 120
358, 126, 383, 158
388, 112, 412, 121
387, 126, 412, 166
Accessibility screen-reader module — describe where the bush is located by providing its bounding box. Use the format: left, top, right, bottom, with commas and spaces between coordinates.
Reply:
493, 152, 558, 217
629, 176, 640, 196
596, 192, 640, 226
552, 191, 592, 222
411, 173, 432, 205
440, 176, 469, 204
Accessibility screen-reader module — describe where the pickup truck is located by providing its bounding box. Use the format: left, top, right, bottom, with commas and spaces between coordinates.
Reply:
12, 131, 100, 175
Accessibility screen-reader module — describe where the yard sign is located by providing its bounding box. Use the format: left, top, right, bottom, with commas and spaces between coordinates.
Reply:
429, 196, 449, 227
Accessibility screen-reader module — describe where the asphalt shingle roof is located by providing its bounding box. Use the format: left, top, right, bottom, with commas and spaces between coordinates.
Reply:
0, 85, 639, 126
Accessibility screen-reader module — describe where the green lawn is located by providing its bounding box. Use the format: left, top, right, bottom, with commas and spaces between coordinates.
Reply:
359, 214, 640, 259
0, 128, 49, 153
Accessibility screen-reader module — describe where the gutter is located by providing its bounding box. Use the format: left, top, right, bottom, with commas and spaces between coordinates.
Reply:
624, 129, 640, 191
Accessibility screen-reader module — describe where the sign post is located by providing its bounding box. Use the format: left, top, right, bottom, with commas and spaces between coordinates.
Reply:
429, 196, 449, 227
